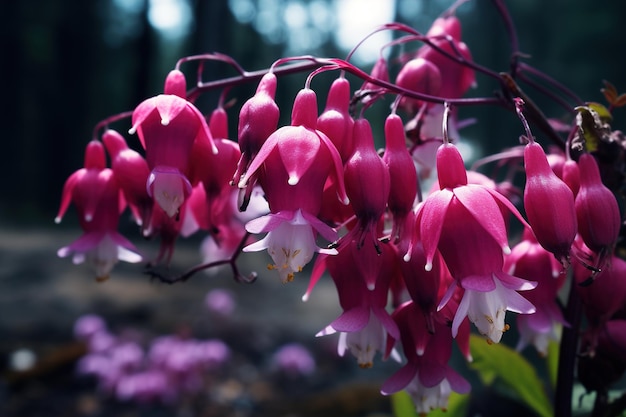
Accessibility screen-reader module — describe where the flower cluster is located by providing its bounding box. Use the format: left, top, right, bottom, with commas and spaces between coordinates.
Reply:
74, 314, 231, 403
57, 2, 626, 415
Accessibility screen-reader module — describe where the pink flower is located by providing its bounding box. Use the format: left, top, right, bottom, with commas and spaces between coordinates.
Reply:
188, 126, 242, 233
56, 141, 142, 281
243, 210, 337, 283
102, 129, 153, 233
505, 229, 566, 355
523, 141, 577, 265
575, 153, 621, 257
395, 57, 441, 113
416, 15, 475, 99
382, 113, 419, 242
413, 142, 535, 343
317, 76, 355, 162
129, 69, 216, 218
343, 118, 390, 252
241, 88, 348, 215
240, 88, 348, 282
315, 239, 400, 368
575, 255, 626, 332
233, 72, 280, 209
381, 301, 470, 414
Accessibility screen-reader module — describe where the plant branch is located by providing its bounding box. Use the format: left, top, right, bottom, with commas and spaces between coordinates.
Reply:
145, 232, 256, 284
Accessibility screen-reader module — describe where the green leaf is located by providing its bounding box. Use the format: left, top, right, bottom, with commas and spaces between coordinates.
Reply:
391, 390, 469, 417
546, 338, 560, 389
391, 391, 418, 417
469, 334, 553, 417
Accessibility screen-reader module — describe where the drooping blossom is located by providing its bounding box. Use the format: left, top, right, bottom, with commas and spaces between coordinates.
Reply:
505, 228, 567, 355
342, 117, 390, 254
314, 239, 400, 368
233, 72, 280, 210
523, 140, 577, 265
574, 153, 621, 262
416, 14, 475, 100
395, 57, 441, 113
102, 129, 153, 233
412, 141, 535, 343
56, 141, 142, 281
240, 88, 348, 282
383, 113, 419, 243
128, 69, 216, 218
381, 301, 471, 415
317, 75, 355, 162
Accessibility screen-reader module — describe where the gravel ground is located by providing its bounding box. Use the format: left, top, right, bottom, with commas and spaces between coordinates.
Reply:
0, 226, 398, 417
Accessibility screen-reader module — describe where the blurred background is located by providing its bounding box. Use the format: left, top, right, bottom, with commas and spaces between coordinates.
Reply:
1, 0, 626, 416
2, 0, 626, 224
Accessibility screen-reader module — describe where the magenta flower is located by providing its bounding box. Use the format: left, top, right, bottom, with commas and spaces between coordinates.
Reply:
575, 254, 626, 332
129, 69, 216, 218
523, 141, 577, 265
395, 57, 441, 113
240, 88, 348, 282
271, 343, 316, 378
505, 229, 567, 355
416, 15, 475, 99
244, 210, 337, 283
102, 129, 153, 233
56, 141, 142, 281
381, 301, 471, 414
315, 239, 400, 368
233, 72, 280, 209
413, 142, 535, 343
575, 153, 621, 257
343, 118, 390, 252
188, 128, 242, 233
382, 113, 419, 242
317, 76, 355, 162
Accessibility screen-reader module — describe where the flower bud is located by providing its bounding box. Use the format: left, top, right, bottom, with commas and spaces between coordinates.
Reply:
523, 142, 577, 263
575, 153, 621, 253
395, 58, 441, 112
344, 118, 390, 249
382, 113, 418, 241
317, 77, 355, 162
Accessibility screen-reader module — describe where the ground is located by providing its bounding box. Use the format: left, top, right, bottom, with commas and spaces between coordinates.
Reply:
0, 226, 397, 417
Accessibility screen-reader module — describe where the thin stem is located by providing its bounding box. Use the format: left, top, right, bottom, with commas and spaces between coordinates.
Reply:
190, 60, 321, 96
489, 0, 520, 75
514, 97, 534, 142
554, 279, 583, 417
92, 111, 134, 141
305, 64, 341, 90
442, 102, 452, 144
517, 71, 578, 116
145, 232, 256, 284
501, 72, 565, 147
519, 62, 584, 106
176, 52, 247, 75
